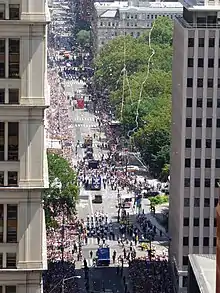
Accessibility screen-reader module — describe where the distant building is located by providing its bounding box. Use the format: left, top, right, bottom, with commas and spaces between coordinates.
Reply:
93, 0, 183, 49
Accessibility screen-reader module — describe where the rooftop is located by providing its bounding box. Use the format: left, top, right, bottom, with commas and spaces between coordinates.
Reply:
189, 254, 216, 293
95, 1, 183, 9
179, 0, 220, 11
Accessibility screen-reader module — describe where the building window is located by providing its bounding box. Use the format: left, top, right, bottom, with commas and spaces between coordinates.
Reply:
183, 237, 189, 246
9, 5, 20, 20
185, 139, 191, 148
204, 198, 210, 207
204, 218, 210, 227
8, 122, 19, 161
193, 218, 199, 226
183, 218, 189, 226
185, 158, 191, 167
197, 98, 202, 107
214, 218, 217, 227
206, 118, 212, 127
0, 205, 3, 242
198, 58, 204, 67
196, 139, 201, 148
217, 119, 220, 128
203, 237, 209, 246
198, 38, 204, 47
193, 237, 199, 246
0, 89, 5, 104
0, 122, 4, 161
195, 159, 201, 168
188, 38, 194, 47
8, 172, 18, 186
186, 118, 192, 127
9, 89, 19, 104
184, 198, 190, 207
206, 139, 211, 148
0, 4, 5, 19
6, 287, 16, 293
208, 58, 214, 67
215, 198, 218, 207
0, 172, 3, 186
186, 98, 192, 107
207, 98, 213, 108
0, 39, 5, 78
207, 78, 213, 87
9, 39, 20, 78
183, 256, 188, 266
205, 159, 211, 168
215, 179, 220, 187
6, 253, 16, 268
217, 99, 220, 108
205, 178, 211, 187
209, 38, 215, 47
187, 78, 193, 87
188, 58, 193, 67
183, 276, 188, 288
194, 178, 200, 187
194, 198, 200, 207
196, 118, 202, 127
216, 159, 220, 168
184, 178, 190, 187
214, 237, 217, 247
7, 204, 17, 243
216, 139, 220, 148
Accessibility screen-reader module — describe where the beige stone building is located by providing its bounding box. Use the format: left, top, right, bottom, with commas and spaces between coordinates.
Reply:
0, 1, 50, 293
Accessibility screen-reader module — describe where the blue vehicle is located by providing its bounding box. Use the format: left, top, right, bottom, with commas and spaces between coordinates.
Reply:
96, 247, 110, 266
91, 176, 101, 190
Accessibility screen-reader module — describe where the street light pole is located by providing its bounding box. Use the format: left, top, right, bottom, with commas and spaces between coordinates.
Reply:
61, 276, 81, 293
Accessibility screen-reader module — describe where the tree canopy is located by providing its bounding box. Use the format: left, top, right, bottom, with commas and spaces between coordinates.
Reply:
43, 153, 79, 227
94, 17, 173, 179
76, 30, 90, 47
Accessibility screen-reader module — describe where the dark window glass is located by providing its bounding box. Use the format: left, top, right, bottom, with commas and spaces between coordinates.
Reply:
193, 237, 199, 246
8, 122, 19, 161
215, 179, 220, 187
206, 118, 212, 127
183, 276, 188, 288
205, 178, 210, 187
185, 139, 191, 148
214, 218, 217, 227
216, 140, 220, 148
0, 205, 3, 242
7, 204, 17, 243
195, 159, 201, 168
184, 198, 190, 207
218, 79, 220, 88
206, 139, 211, 148
9, 4, 20, 20
9, 39, 20, 78
184, 178, 190, 187
199, 38, 205, 47
0, 4, 5, 20
194, 198, 200, 207
183, 218, 189, 226
183, 256, 188, 266
217, 119, 220, 127
186, 98, 192, 107
215, 198, 219, 207
207, 98, 213, 108
186, 118, 192, 127
187, 78, 193, 87
204, 198, 210, 207
204, 218, 210, 227
6, 286, 16, 293
8, 171, 18, 186
0, 122, 4, 161
196, 118, 202, 127
188, 58, 194, 67
0, 39, 5, 78
209, 38, 215, 47
197, 98, 202, 107
8, 89, 19, 104
217, 99, 220, 108
185, 158, 191, 167
203, 237, 209, 246
0, 172, 3, 186
216, 159, 220, 168
197, 78, 203, 87
208, 58, 214, 67
214, 237, 217, 247
196, 139, 201, 148
6, 253, 16, 268
188, 38, 194, 47
183, 237, 189, 246
205, 159, 211, 168
0, 89, 4, 104
207, 79, 213, 87
194, 178, 200, 187
198, 58, 204, 67
193, 218, 199, 226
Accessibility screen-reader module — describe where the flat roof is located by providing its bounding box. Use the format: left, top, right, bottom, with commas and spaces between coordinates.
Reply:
100, 9, 117, 17
189, 254, 216, 293
179, 0, 220, 10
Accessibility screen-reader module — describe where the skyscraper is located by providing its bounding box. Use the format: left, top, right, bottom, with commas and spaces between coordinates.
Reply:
0, 1, 49, 293
169, 0, 220, 291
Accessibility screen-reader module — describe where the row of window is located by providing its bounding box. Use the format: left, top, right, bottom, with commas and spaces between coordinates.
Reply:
0, 122, 19, 161
185, 138, 220, 148
0, 204, 17, 243
0, 172, 18, 187
122, 13, 176, 21
184, 197, 218, 207
187, 78, 220, 88
188, 37, 220, 48
0, 39, 20, 78
186, 97, 220, 108
185, 178, 220, 187
0, 286, 16, 293
186, 118, 220, 127
185, 158, 220, 168
0, 253, 16, 269
183, 217, 216, 227
183, 236, 214, 246
0, 89, 19, 104
0, 4, 19, 20
188, 57, 220, 68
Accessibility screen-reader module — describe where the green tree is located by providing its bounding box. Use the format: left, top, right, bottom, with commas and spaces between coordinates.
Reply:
76, 30, 90, 47
43, 153, 79, 227
151, 17, 174, 46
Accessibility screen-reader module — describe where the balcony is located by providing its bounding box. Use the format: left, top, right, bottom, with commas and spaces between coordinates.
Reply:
176, 16, 220, 28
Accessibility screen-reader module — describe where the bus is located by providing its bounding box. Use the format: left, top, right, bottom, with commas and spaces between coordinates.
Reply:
91, 176, 101, 190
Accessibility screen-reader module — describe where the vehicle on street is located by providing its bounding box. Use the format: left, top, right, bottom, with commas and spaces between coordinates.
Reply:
92, 194, 102, 203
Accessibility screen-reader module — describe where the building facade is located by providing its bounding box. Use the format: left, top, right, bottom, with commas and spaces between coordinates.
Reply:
169, 0, 220, 291
94, 0, 183, 49
0, 1, 50, 293
217, 195, 220, 293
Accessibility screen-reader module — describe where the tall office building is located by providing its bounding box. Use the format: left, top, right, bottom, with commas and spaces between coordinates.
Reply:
0, 1, 50, 293
169, 0, 220, 291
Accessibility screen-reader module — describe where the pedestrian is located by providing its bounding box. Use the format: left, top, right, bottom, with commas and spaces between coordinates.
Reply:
90, 250, 93, 258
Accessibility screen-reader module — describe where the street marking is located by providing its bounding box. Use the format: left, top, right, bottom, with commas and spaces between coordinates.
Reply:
89, 193, 94, 216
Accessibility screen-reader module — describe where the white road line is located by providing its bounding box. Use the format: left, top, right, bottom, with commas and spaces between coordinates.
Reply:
89, 193, 94, 216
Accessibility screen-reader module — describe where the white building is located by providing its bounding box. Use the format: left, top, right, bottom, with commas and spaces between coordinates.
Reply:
94, 0, 183, 49
169, 0, 220, 291
0, 1, 50, 293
